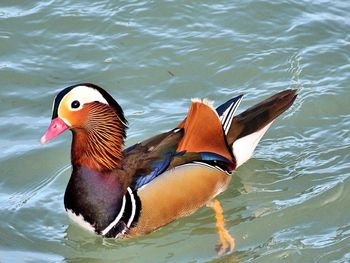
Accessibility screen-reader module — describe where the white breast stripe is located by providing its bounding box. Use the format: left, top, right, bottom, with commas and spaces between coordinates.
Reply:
126, 187, 136, 228
101, 195, 126, 236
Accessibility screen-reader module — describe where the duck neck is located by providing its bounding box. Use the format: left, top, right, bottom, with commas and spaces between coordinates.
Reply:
71, 104, 127, 172
64, 166, 125, 231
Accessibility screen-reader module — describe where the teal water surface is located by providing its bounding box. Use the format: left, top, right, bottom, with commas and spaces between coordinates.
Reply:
0, 1, 349, 262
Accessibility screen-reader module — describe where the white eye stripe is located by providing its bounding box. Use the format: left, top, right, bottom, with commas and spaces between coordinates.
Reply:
57, 85, 109, 119
67, 86, 108, 106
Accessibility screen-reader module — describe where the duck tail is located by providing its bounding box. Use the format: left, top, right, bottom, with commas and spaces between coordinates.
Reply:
217, 89, 297, 168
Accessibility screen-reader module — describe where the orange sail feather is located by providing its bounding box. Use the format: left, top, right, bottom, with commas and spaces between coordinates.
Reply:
177, 100, 232, 161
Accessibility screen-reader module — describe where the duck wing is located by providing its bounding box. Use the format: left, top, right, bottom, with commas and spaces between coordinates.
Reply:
122, 128, 184, 189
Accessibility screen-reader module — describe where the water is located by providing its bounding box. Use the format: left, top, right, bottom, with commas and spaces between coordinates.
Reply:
0, 1, 349, 262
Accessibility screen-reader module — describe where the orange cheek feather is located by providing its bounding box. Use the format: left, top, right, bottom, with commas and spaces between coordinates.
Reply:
59, 106, 89, 129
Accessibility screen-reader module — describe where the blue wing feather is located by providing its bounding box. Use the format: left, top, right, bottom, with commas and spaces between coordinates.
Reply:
134, 151, 185, 189
200, 152, 231, 162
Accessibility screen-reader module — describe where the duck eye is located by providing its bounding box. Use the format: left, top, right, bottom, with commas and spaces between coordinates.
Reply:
71, 100, 81, 109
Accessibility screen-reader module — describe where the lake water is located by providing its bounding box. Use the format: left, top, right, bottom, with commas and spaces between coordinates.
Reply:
0, 1, 349, 262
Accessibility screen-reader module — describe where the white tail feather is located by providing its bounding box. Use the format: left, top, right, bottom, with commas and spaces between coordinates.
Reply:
232, 122, 273, 168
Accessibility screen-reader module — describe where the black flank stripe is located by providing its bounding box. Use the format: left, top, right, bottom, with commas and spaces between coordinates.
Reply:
122, 188, 141, 229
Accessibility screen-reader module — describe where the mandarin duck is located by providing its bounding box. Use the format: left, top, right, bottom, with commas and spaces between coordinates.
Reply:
41, 84, 297, 255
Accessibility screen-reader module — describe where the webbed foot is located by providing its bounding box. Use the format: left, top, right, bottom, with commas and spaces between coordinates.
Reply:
207, 199, 235, 256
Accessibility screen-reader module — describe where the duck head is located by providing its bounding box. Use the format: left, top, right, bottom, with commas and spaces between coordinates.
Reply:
41, 83, 127, 170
